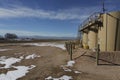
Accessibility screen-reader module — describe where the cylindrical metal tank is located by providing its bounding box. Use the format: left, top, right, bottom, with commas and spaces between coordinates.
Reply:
88, 30, 97, 50
98, 11, 120, 51
82, 32, 88, 48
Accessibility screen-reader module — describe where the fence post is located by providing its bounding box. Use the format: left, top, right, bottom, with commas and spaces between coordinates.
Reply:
68, 42, 70, 55
70, 42, 73, 60
96, 44, 100, 65
66, 42, 68, 53
65, 42, 69, 54
65, 41, 73, 60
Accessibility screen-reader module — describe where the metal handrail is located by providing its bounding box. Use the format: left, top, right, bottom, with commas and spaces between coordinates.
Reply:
79, 12, 102, 30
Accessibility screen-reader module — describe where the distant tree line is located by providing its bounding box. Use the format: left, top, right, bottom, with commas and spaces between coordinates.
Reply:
0, 33, 18, 40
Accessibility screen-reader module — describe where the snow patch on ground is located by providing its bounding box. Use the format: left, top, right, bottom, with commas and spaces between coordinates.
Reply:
0, 65, 35, 80
0, 53, 39, 80
66, 60, 75, 67
61, 65, 72, 72
0, 57, 21, 69
45, 75, 72, 80
23, 43, 66, 50
74, 71, 82, 74
61, 61, 75, 72
25, 54, 40, 59
19, 56, 24, 59
61, 60, 82, 74
0, 56, 7, 61
0, 53, 40, 69
0, 49, 12, 51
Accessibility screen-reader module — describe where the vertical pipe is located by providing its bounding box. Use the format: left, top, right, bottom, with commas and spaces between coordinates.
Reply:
114, 19, 119, 51
105, 14, 108, 51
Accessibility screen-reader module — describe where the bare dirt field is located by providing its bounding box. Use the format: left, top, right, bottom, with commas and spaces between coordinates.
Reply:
0, 42, 81, 80
73, 48, 120, 80
0, 42, 120, 80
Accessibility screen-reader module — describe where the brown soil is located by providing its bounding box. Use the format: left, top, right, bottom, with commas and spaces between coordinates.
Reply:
72, 48, 120, 80
1, 43, 120, 80
0, 42, 80, 80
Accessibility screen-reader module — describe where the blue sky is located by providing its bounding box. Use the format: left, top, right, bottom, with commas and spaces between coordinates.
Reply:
0, 0, 119, 37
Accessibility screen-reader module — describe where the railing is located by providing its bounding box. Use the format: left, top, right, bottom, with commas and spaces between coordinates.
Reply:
79, 12, 102, 30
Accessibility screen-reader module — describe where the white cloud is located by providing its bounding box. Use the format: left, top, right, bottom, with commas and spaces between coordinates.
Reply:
0, 6, 92, 20
0, 1, 118, 20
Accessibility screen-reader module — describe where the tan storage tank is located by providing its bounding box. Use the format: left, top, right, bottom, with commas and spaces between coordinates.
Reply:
98, 11, 120, 51
88, 29, 98, 50
82, 32, 88, 49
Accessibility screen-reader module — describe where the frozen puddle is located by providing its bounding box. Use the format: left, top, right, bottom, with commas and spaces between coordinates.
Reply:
23, 43, 66, 50
25, 54, 41, 59
0, 65, 35, 80
0, 49, 12, 52
45, 75, 72, 80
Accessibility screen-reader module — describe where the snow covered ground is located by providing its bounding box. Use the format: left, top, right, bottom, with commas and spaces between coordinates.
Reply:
45, 75, 73, 80
61, 60, 82, 74
0, 57, 22, 69
61, 65, 72, 72
0, 65, 35, 80
25, 54, 41, 59
0, 53, 40, 80
23, 42, 66, 50
74, 71, 81, 74
46, 60, 81, 80
0, 49, 12, 52
66, 60, 75, 67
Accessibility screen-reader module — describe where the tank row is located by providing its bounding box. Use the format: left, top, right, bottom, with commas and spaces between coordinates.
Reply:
80, 11, 120, 51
